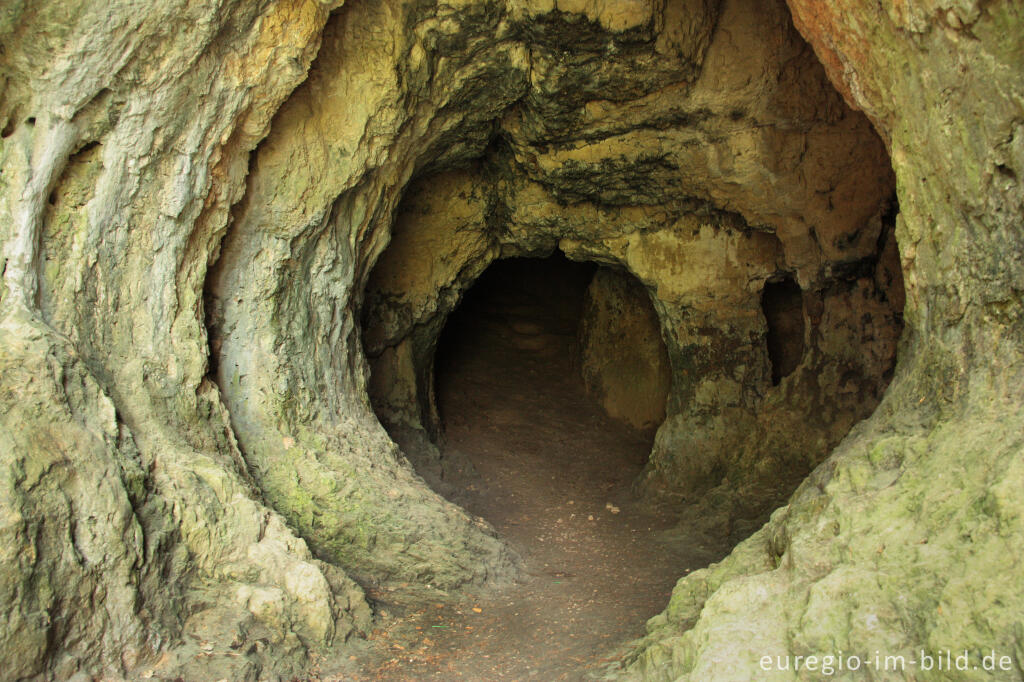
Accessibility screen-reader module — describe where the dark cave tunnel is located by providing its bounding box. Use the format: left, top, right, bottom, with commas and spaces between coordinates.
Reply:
418, 251, 673, 480
435, 252, 602, 438
358, 252, 733, 679
361, 248, 678, 514
414, 250, 691, 559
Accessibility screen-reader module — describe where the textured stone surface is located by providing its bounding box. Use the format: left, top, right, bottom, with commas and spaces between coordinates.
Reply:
1, 1, 373, 678
579, 268, 671, 430
617, 1, 1024, 678
1, 0, 1020, 679
205, 4, 524, 593
359, 0, 903, 525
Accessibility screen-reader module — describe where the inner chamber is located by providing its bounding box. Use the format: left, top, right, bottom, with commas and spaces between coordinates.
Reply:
366, 253, 718, 670
434, 250, 670, 453
434, 253, 600, 441
363, 250, 674, 497
435, 252, 666, 505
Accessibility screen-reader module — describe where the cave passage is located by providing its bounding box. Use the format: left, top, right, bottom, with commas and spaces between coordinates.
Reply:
434, 252, 599, 436
433, 253, 656, 513
363, 254, 718, 679
432, 252, 669, 491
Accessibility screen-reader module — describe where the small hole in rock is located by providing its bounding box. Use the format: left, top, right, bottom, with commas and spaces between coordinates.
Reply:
762, 276, 805, 385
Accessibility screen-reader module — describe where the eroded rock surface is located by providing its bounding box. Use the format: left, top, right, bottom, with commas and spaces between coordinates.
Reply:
1, 0, 1021, 679
359, 0, 900, 535
618, 1, 1024, 678
579, 267, 671, 430
3, 1, 374, 678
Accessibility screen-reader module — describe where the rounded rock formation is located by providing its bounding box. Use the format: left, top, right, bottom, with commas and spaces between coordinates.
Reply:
1, 0, 1021, 679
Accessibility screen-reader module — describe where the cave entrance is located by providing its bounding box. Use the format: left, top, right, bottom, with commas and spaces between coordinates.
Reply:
431, 251, 672, 496
421, 251, 700, 670
435, 252, 600, 442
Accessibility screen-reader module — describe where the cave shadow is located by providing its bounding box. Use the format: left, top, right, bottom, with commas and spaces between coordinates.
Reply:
434, 252, 600, 440
430, 252, 673, 509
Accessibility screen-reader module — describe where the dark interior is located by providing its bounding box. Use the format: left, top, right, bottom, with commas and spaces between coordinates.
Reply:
421, 252, 702, 679
433, 251, 598, 431
761, 277, 805, 385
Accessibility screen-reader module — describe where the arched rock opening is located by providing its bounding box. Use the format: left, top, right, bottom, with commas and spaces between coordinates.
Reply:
364, 249, 673, 495
199, 0, 906, 599
359, 151, 904, 549
432, 252, 603, 438
17, 0, 1024, 678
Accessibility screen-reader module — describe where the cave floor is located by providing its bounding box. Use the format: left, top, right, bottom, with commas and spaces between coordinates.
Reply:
347, 287, 726, 680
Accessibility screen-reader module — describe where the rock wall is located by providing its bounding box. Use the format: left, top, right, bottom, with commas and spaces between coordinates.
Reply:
1, 1, 377, 679
579, 268, 671, 430
1, 0, 1017, 680
620, 1, 1024, 678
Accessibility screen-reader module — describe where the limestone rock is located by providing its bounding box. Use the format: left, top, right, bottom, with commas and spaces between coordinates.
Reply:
618, 1, 1024, 678
1, 0, 1021, 679
579, 268, 671, 430
2, 0, 374, 678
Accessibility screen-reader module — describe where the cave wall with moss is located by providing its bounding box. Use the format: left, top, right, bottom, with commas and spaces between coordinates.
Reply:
1, 0, 1021, 680
621, 0, 1024, 678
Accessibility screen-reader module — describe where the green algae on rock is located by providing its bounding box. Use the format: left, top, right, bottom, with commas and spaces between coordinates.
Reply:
1, 0, 1021, 679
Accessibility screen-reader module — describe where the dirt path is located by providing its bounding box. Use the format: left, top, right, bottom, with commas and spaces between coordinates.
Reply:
346, 276, 724, 681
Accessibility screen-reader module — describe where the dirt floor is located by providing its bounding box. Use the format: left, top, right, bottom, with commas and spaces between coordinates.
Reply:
344, 262, 728, 680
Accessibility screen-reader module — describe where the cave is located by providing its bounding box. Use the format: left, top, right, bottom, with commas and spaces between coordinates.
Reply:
2, 0, 1023, 681
762, 276, 805, 385
368, 245, 673, 498
432, 252, 605, 442
363, 248, 673, 480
